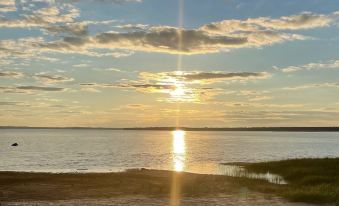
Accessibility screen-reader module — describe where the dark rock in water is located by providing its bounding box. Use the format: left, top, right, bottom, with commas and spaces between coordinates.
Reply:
11, 143, 18, 146
76, 168, 88, 171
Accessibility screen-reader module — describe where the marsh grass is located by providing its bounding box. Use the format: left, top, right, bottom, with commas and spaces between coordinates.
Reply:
243, 158, 339, 205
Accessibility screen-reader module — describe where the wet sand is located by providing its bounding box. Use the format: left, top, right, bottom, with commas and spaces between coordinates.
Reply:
0, 170, 315, 206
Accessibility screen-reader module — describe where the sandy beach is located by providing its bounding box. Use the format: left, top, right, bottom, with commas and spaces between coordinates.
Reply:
0, 169, 316, 206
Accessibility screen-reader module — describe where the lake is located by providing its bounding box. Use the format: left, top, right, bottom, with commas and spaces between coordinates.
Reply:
0, 129, 338, 174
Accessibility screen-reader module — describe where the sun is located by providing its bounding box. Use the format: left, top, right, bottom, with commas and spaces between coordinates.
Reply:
170, 81, 186, 98
171, 86, 185, 97
168, 81, 197, 102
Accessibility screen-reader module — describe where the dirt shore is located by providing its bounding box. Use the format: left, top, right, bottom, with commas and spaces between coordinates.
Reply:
0, 169, 315, 206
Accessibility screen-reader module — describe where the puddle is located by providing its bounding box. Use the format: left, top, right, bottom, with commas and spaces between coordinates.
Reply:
218, 164, 287, 184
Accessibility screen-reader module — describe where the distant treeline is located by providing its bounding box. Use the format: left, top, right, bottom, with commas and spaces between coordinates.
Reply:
124, 127, 339, 132
1, 126, 339, 132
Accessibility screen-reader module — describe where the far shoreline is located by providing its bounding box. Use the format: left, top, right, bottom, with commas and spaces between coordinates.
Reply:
1, 126, 339, 132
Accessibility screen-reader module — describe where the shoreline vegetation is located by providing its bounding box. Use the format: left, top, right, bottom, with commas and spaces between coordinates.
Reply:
0, 158, 338, 205
1, 126, 339, 132
235, 158, 339, 205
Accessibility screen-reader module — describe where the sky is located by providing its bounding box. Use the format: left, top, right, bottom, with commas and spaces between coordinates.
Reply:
0, 0, 339, 127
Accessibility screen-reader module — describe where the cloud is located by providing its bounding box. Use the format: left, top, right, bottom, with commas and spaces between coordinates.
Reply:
0, 36, 131, 65
79, 82, 116, 92
0, 101, 25, 106
276, 59, 339, 73
140, 71, 270, 84
0, 0, 16, 13
116, 24, 149, 30
44, 23, 88, 36
0, 0, 14, 6
117, 83, 175, 91
80, 83, 115, 87
111, 70, 270, 103
39, 36, 134, 57
106, 68, 121, 72
34, 73, 74, 84
79, 78, 225, 103
0, 85, 66, 93
248, 96, 272, 102
16, 86, 66, 92
73, 63, 89, 68
79, 87, 101, 93
170, 71, 270, 82
111, 104, 151, 111
125, 104, 149, 109
0, 71, 24, 78
80, 82, 179, 93
38, 11, 337, 55
0, 7, 16, 12
221, 102, 304, 109
0, 2, 84, 35
0, 37, 63, 67
40, 27, 249, 54
201, 12, 338, 34
2, 10, 336, 58
231, 89, 272, 102
283, 82, 339, 90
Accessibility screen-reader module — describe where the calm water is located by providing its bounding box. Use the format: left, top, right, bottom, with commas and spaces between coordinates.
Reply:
0, 129, 338, 174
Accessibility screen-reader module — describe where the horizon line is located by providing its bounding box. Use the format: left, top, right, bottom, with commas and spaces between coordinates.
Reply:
1, 126, 339, 132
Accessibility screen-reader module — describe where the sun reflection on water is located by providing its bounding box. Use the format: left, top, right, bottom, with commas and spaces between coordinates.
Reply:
172, 130, 186, 172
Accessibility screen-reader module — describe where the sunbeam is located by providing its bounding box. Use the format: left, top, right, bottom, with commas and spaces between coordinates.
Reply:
172, 130, 186, 172
170, 130, 186, 206
171, 1, 185, 204
175, 0, 184, 129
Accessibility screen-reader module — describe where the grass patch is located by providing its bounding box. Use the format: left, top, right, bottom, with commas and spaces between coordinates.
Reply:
243, 158, 339, 205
